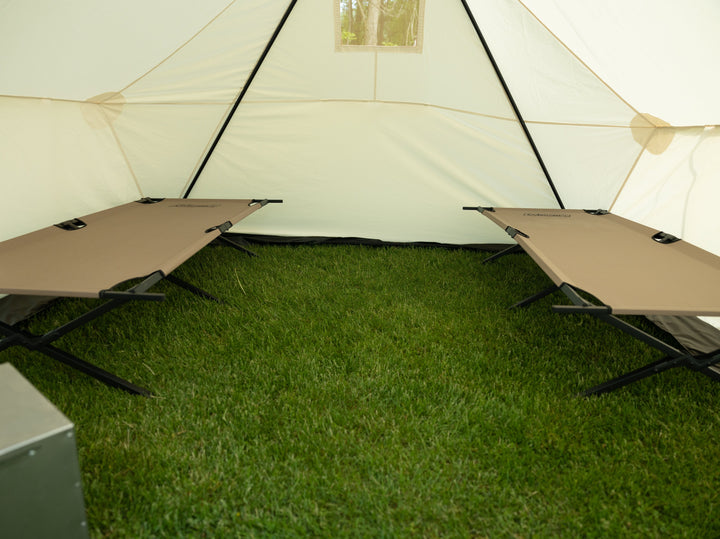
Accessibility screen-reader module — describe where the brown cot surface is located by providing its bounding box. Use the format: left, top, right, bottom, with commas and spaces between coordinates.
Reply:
0, 199, 262, 298
482, 208, 720, 316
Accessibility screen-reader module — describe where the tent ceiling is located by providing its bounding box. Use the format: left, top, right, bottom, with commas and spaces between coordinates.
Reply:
1, 0, 718, 244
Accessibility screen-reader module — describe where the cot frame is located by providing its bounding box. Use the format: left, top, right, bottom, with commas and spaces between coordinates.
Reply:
0, 198, 281, 395
464, 206, 720, 395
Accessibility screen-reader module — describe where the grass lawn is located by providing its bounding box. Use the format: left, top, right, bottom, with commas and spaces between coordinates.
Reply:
5, 243, 720, 537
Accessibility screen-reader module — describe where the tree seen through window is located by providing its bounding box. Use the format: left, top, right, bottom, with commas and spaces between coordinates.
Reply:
339, 0, 422, 48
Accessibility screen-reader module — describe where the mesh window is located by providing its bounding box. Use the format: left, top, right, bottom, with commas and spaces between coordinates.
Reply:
336, 0, 425, 52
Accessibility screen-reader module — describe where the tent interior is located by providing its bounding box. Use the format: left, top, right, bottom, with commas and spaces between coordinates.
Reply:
1, 0, 720, 370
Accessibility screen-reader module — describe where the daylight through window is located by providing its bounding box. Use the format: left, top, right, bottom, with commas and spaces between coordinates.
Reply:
336, 0, 424, 51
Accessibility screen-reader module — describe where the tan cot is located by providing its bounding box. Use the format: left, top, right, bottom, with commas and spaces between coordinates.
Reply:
0, 198, 281, 395
480, 208, 720, 317
0, 198, 267, 298
465, 206, 720, 395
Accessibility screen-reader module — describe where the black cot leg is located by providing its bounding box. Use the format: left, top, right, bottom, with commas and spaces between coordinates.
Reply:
0, 272, 165, 396
0, 330, 22, 352
551, 283, 720, 396
0, 322, 152, 396
483, 244, 523, 265
580, 350, 720, 397
510, 285, 560, 309
165, 232, 260, 302
164, 274, 223, 303
580, 355, 688, 397
217, 234, 257, 257
39, 343, 152, 396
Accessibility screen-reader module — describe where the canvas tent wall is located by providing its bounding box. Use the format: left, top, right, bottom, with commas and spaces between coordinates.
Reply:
1, 1, 720, 353
2, 0, 719, 244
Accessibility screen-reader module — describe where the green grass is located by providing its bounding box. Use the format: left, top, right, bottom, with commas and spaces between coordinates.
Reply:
5, 244, 720, 537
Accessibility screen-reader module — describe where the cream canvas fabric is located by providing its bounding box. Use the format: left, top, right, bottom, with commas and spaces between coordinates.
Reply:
480, 208, 720, 317
2, 0, 718, 245
0, 199, 263, 298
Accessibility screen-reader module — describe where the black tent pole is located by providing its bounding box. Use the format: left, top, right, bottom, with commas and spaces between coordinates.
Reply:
185, 0, 564, 208
183, 0, 300, 199
459, 0, 565, 209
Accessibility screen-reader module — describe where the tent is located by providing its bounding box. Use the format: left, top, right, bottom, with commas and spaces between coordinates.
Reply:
2, 0, 720, 359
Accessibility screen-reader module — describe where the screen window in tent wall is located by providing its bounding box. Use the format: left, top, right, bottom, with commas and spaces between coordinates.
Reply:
335, 0, 425, 52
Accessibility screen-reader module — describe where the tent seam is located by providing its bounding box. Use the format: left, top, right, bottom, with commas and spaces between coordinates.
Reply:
219, 97, 671, 129
3, 94, 715, 131
115, 1, 237, 96
608, 143, 647, 212
0, 94, 233, 106
513, 0, 644, 122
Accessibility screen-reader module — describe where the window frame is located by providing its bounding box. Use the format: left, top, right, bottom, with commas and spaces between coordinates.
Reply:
334, 0, 426, 53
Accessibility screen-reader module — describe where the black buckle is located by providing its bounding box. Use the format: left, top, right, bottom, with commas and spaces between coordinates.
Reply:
652, 231, 680, 244
137, 197, 165, 204
54, 218, 87, 231
206, 221, 232, 234
462, 206, 494, 213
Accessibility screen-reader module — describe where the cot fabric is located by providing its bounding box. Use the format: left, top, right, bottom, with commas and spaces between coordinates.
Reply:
0, 199, 261, 298
482, 208, 720, 316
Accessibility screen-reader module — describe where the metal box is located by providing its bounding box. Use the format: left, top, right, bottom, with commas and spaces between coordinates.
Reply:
0, 363, 89, 539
